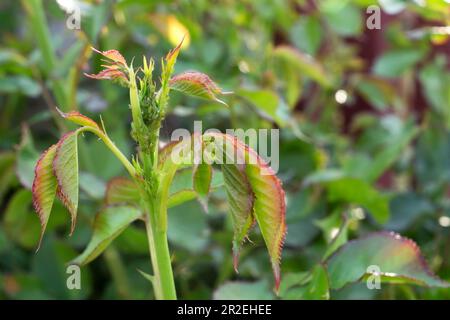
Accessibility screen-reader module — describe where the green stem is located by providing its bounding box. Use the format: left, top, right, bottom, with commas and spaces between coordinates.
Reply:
145, 208, 176, 300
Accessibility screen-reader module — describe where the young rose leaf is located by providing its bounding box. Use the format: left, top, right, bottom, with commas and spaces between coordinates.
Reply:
85, 48, 128, 84
169, 72, 229, 105
91, 47, 127, 66
71, 206, 142, 266
165, 37, 184, 71
205, 132, 286, 289
85, 67, 128, 82
53, 131, 80, 235
32, 144, 58, 249
193, 162, 212, 212
245, 162, 286, 291
326, 231, 450, 289
222, 164, 255, 272
56, 107, 101, 131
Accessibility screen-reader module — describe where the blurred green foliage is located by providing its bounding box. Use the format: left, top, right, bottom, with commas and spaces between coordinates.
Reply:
0, 0, 449, 299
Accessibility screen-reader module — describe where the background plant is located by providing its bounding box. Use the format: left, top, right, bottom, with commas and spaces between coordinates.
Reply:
0, 0, 449, 300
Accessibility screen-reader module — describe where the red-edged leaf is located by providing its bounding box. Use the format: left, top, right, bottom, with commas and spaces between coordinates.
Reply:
158, 133, 286, 289
105, 177, 140, 206
85, 67, 128, 82
221, 163, 255, 272
56, 107, 101, 131
169, 71, 228, 105
32, 144, 58, 249
165, 37, 184, 70
244, 151, 286, 291
205, 132, 286, 290
91, 47, 127, 66
326, 231, 450, 289
85, 48, 128, 83
53, 131, 79, 235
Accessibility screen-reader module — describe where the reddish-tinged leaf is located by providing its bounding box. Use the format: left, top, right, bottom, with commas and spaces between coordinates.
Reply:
53, 131, 79, 235
84, 67, 128, 82
245, 155, 286, 291
56, 107, 101, 131
32, 144, 58, 249
158, 133, 286, 289
205, 133, 286, 289
165, 37, 184, 69
222, 163, 255, 272
91, 47, 127, 66
169, 71, 228, 105
86, 48, 128, 83
326, 232, 450, 289
105, 177, 140, 206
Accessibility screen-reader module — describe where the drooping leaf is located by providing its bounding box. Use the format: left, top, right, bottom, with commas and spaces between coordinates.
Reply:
71, 206, 142, 266
222, 164, 255, 272
53, 131, 80, 235
169, 71, 228, 105
326, 232, 450, 289
105, 177, 140, 206
158, 133, 286, 289
32, 144, 58, 247
245, 161, 286, 290
56, 107, 101, 131
205, 132, 286, 289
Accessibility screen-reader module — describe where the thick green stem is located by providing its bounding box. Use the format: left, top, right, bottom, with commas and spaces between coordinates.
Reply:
145, 207, 176, 300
